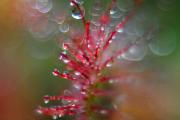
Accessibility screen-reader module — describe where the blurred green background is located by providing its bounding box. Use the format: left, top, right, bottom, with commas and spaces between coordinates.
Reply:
0, 0, 180, 120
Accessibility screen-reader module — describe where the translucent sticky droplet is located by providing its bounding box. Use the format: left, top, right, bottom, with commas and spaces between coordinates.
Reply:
52, 115, 58, 120
43, 95, 50, 104
108, 79, 115, 84
36, 109, 43, 114
58, 113, 63, 118
110, 7, 118, 15
121, 42, 147, 61
63, 59, 70, 64
148, 26, 176, 56
52, 68, 59, 76
73, 83, 81, 90
64, 89, 72, 96
62, 90, 73, 105
74, 71, 81, 76
106, 62, 112, 67
110, 7, 124, 19
28, 17, 57, 39
54, 16, 65, 25
59, 22, 69, 33
117, 28, 124, 33
36, 0, 53, 13
48, 1, 69, 24
112, 103, 118, 110
100, 110, 108, 115
71, 6, 85, 19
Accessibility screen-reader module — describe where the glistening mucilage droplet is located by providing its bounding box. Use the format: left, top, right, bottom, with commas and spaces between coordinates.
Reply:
148, 25, 176, 56
59, 22, 70, 33
71, 5, 85, 19
36, 0, 53, 13
121, 42, 148, 61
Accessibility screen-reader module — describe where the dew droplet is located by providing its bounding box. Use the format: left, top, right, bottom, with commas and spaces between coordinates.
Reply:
121, 42, 147, 61
48, 0, 70, 23
43, 95, 50, 104
100, 110, 108, 115
63, 59, 70, 64
117, 28, 124, 33
52, 115, 58, 120
28, 17, 57, 39
108, 79, 115, 84
71, 6, 85, 19
54, 16, 65, 24
59, 22, 69, 33
110, 6, 119, 15
110, 8, 124, 19
36, 108, 43, 114
64, 89, 72, 96
73, 83, 81, 90
58, 113, 64, 118
36, 0, 53, 13
62, 90, 73, 105
106, 62, 112, 67
74, 71, 81, 76
59, 54, 70, 63
112, 103, 118, 110
52, 68, 59, 76
62, 43, 68, 50
148, 25, 176, 56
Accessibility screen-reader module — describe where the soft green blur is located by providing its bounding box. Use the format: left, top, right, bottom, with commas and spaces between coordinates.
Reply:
0, 0, 180, 120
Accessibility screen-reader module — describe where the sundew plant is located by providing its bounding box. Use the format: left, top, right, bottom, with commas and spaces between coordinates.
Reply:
22, 0, 177, 120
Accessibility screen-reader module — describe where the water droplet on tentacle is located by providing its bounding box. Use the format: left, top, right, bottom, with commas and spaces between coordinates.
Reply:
58, 113, 64, 118
52, 115, 58, 119
100, 110, 108, 115
71, 5, 85, 19
148, 25, 176, 56
28, 17, 57, 39
62, 90, 74, 105
74, 71, 81, 76
110, 5, 119, 15
121, 42, 147, 61
59, 22, 69, 33
36, 0, 53, 13
59, 53, 70, 63
43, 95, 50, 104
106, 62, 112, 67
36, 107, 43, 114
64, 89, 72, 96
